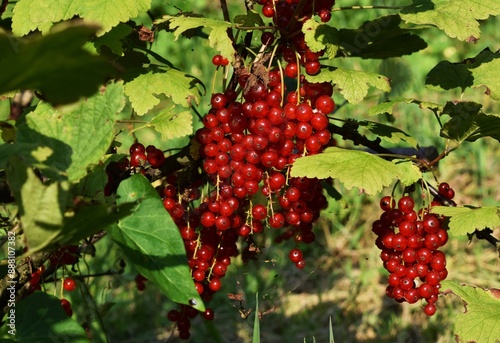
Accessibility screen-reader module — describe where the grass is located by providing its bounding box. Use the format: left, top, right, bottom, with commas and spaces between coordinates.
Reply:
62, 1, 500, 342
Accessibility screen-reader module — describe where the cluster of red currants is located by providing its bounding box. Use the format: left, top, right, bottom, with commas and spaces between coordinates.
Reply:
129, 142, 165, 169
161, 0, 337, 338
373, 183, 455, 316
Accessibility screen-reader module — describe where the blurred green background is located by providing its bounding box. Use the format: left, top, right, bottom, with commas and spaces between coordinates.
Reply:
48, 0, 500, 342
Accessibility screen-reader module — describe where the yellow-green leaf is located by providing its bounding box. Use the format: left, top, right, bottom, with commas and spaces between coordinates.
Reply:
431, 206, 500, 236
441, 281, 500, 343
306, 67, 390, 104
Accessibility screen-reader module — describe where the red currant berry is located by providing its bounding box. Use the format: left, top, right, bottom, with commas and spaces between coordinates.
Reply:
60, 299, 73, 316
380, 196, 396, 212
423, 303, 437, 316
289, 248, 303, 263
63, 278, 77, 292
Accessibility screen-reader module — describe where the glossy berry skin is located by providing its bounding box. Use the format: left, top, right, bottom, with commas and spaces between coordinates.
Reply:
63, 278, 77, 292
398, 196, 414, 213
423, 303, 437, 316
202, 308, 215, 321
130, 151, 147, 167
60, 299, 73, 316
289, 248, 303, 263
380, 196, 396, 212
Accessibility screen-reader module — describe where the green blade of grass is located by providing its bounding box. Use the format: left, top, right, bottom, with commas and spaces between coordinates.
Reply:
329, 317, 335, 343
252, 293, 260, 343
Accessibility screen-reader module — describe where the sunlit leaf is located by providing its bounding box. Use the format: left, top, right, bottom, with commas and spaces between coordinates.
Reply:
12, 0, 150, 36
441, 281, 500, 343
290, 147, 400, 195
306, 67, 390, 104
401, 0, 500, 41
368, 97, 416, 116
149, 109, 193, 140
124, 68, 203, 115
158, 15, 235, 62
431, 205, 500, 236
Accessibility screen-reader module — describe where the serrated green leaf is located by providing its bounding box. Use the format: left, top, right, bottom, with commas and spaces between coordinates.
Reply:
233, 10, 265, 28
335, 15, 427, 59
431, 206, 500, 236
471, 51, 500, 100
392, 159, 422, 186
111, 174, 204, 311
440, 101, 500, 144
158, 15, 235, 62
401, 0, 500, 41
306, 67, 390, 104
426, 49, 500, 100
0, 292, 90, 342
12, 0, 150, 36
302, 18, 339, 59
14, 82, 124, 182
124, 68, 203, 115
149, 110, 193, 140
441, 281, 500, 343
359, 120, 418, 148
368, 97, 416, 116
0, 24, 116, 104
290, 147, 400, 195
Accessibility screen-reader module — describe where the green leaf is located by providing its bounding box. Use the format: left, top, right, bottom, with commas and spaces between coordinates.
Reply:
335, 15, 427, 59
306, 67, 390, 104
7, 158, 69, 252
440, 101, 500, 145
12, 0, 150, 36
6, 158, 133, 254
0, 292, 90, 342
470, 50, 500, 100
441, 281, 500, 343
426, 49, 500, 100
124, 68, 203, 115
431, 206, 500, 236
93, 23, 133, 55
111, 174, 204, 311
400, 0, 500, 42
149, 109, 193, 140
392, 159, 422, 186
426, 61, 474, 93
290, 147, 401, 195
158, 15, 235, 63
368, 97, 416, 116
14, 82, 124, 182
359, 120, 418, 148
302, 18, 339, 59
0, 24, 116, 104
233, 10, 265, 28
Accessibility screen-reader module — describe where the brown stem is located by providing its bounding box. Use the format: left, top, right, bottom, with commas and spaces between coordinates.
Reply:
220, 0, 234, 42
